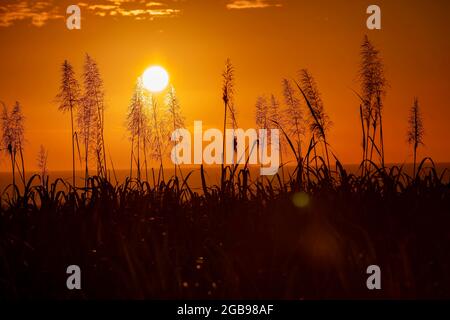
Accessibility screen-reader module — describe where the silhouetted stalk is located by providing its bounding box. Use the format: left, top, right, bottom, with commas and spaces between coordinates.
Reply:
37, 145, 48, 187
280, 144, 285, 185
56, 60, 80, 187
324, 137, 331, 172
166, 85, 184, 180
10, 151, 15, 192
221, 95, 227, 190
70, 107, 76, 186
94, 91, 106, 177
84, 130, 89, 188
407, 97, 424, 177
83, 54, 107, 179
151, 97, 164, 182
130, 135, 134, 178
221, 59, 234, 191
369, 116, 378, 165
413, 139, 417, 177
100, 103, 107, 177
282, 79, 304, 160
143, 129, 149, 181
312, 135, 318, 170
2, 102, 25, 194
359, 105, 366, 175
378, 97, 385, 168
137, 111, 141, 180
359, 35, 387, 170
295, 73, 331, 171
173, 114, 177, 178
19, 144, 25, 186
364, 116, 371, 172
255, 96, 268, 185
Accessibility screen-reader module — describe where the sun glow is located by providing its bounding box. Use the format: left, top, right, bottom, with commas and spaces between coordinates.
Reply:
142, 66, 169, 93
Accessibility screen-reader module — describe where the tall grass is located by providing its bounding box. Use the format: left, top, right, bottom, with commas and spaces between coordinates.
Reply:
56, 60, 80, 188
0, 156, 448, 299
407, 98, 424, 177
0, 37, 449, 299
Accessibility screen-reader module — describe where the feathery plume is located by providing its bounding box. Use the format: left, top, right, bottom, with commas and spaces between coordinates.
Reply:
56, 60, 80, 187
282, 79, 304, 157
407, 97, 424, 176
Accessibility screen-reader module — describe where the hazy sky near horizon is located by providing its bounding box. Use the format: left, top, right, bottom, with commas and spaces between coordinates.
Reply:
0, 0, 449, 171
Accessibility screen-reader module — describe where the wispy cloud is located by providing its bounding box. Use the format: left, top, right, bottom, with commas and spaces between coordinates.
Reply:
88, 0, 180, 19
0, 1, 63, 27
0, 0, 180, 27
226, 0, 282, 10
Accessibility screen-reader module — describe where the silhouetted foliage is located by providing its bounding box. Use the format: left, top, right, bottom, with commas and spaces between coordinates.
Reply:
282, 79, 304, 158
165, 85, 185, 178
359, 35, 387, 169
407, 97, 425, 176
1, 101, 25, 190
126, 78, 148, 180
297, 69, 331, 169
0, 40, 448, 301
82, 54, 107, 179
36, 144, 48, 186
56, 60, 80, 187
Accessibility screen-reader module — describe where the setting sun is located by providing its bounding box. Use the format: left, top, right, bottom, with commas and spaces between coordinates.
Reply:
142, 66, 169, 93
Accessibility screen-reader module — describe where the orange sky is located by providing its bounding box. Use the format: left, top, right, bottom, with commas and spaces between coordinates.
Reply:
0, 0, 449, 171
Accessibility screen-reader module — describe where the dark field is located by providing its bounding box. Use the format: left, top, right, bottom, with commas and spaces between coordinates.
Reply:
1, 161, 449, 299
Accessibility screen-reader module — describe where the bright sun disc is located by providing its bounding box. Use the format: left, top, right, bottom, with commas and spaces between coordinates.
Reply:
142, 66, 169, 93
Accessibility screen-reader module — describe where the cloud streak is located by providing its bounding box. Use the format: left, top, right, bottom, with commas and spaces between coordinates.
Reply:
0, 1, 63, 27
226, 0, 282, 10
88, 0, 180, 19
0, 0, 180, 27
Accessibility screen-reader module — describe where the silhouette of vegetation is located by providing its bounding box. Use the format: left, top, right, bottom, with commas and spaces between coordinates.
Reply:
82, 54, 107, 180
127, 78, 148, 181
0, 36, 449, 299
56, 60, 80, 188
358, 35, 387, 171
221, 58, 236, 189
407, 97, 424, 177
148, 93, 170, 184
282, 79, 304, 159
1, 101, 25, 193
297, 69, 332, 171
165, 85, 185, 179
36, 145, 48, 187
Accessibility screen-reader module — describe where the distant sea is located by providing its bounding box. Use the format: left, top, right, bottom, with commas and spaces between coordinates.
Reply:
0, 163, 449, 194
